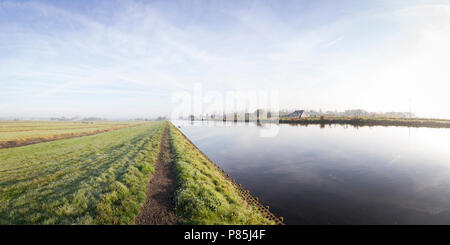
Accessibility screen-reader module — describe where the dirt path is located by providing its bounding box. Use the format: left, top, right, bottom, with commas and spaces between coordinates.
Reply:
135, 125, 179, 225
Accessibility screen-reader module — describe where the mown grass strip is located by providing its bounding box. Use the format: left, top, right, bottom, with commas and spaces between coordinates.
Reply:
168, 123, 275, 225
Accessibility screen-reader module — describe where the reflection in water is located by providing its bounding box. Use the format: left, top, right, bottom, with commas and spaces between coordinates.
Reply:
173, 120, 450, 224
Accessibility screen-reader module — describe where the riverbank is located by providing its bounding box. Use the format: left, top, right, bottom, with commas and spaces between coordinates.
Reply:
277, 117, 450, 128
197, 117, 450, 129
169, 123, 283, 225
279, 117, 450, 128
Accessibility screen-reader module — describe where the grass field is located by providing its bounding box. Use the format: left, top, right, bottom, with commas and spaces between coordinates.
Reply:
169, 124, 275, 225
0, 122, 165, 224
0, 120, 276, 225
0, 121, 142, 148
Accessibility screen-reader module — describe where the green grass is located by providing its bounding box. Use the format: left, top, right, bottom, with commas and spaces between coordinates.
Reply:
169, 124, 274, 225
1, 120, 276, 225
0, 122, 165, 224
0, 121, 141, 143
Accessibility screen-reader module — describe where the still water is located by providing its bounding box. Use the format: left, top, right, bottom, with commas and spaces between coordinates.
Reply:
173, 120, 450, 224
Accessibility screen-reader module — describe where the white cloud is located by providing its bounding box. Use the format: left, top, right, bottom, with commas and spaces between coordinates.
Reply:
1, 1, 450, 118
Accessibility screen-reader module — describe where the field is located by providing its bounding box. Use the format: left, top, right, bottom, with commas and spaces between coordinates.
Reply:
0, 121, 143, 149
0, 120, 277, 225
0, 122, 164, 224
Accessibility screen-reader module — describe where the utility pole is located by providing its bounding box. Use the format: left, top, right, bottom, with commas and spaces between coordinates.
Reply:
409, 98, 412, 119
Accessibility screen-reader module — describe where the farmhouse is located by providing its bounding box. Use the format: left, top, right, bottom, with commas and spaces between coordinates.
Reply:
286, 110, 308, 118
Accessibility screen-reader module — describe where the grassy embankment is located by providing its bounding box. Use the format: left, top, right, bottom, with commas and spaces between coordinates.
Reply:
260, 117, 450, 128
169, 124, 277, 225
0, 122, 165, 224
0, 121, 142, 149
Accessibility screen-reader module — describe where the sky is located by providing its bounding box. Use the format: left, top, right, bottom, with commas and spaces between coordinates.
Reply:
1, 0, 450, 119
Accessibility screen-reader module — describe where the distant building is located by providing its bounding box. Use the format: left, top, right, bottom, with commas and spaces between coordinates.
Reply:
286, 110, 308, 118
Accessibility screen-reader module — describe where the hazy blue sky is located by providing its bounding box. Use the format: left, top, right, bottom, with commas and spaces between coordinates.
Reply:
1, 0, 450, 119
